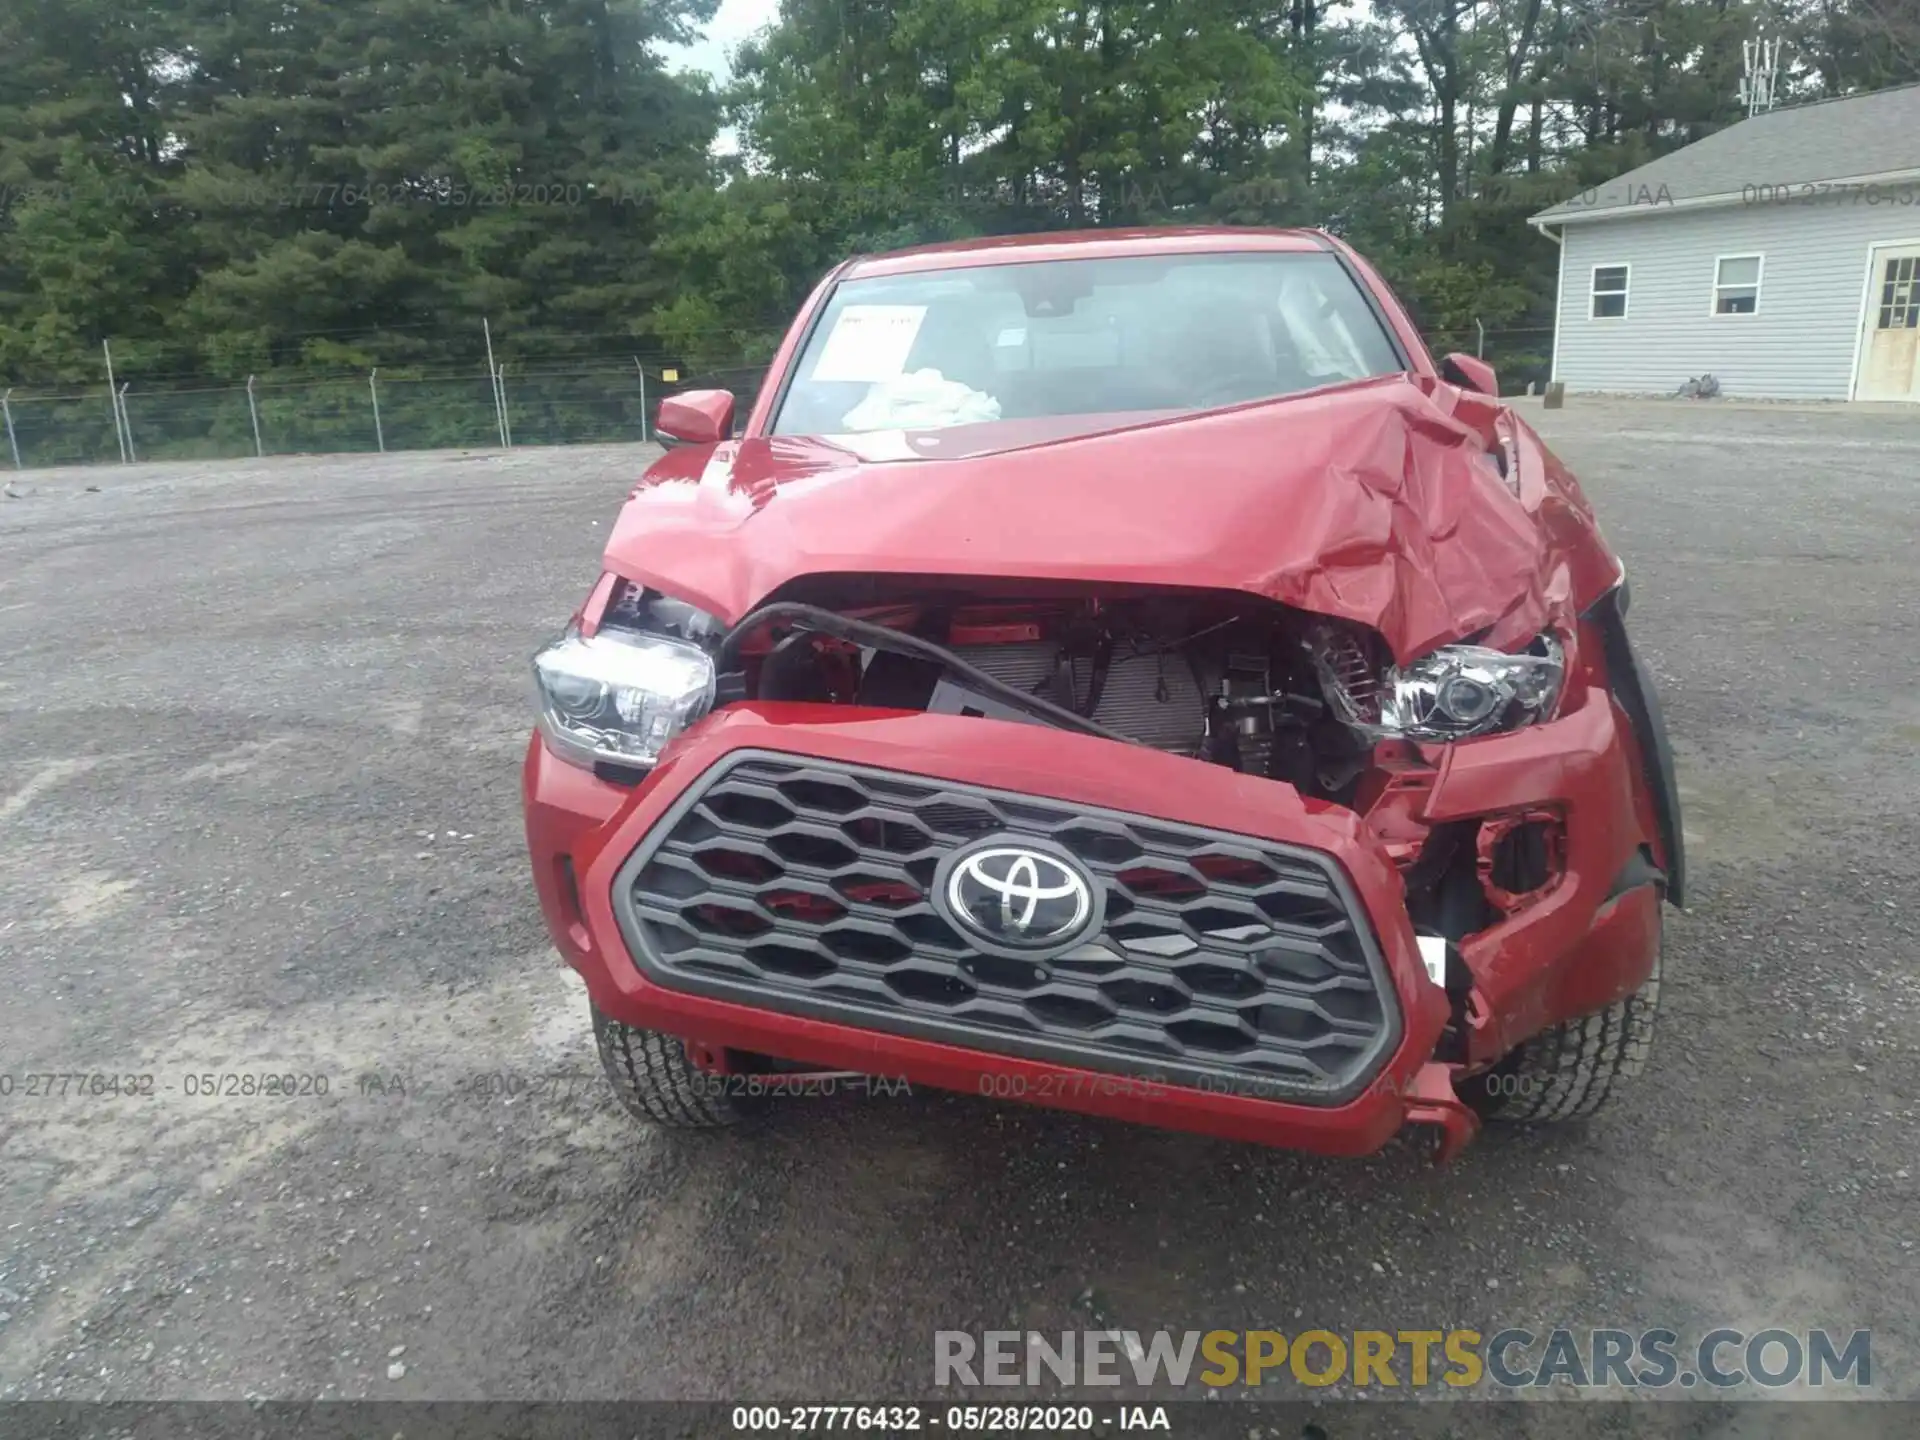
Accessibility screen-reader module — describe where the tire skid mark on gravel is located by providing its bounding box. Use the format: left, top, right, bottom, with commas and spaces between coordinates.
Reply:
0, 757, 106, 825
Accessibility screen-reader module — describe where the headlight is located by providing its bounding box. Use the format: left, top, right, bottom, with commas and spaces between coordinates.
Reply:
533, 613, 718, 770
1308, 623, 1564, 742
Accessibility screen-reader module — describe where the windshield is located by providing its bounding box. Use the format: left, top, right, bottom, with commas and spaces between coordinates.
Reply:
769, 251, 1404, 440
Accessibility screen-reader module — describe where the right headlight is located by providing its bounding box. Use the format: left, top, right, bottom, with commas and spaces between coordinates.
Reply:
532, 589, 722, 769
1308, 623, 1564, 742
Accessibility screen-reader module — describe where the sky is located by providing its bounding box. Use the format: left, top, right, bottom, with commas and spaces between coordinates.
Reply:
662, 0, 781, 85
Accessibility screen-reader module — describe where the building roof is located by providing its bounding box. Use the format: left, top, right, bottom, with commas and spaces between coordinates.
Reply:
1532, 81, 1920, 225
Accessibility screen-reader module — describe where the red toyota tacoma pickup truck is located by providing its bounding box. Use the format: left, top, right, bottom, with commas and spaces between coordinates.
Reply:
521, 227, 1683, 1161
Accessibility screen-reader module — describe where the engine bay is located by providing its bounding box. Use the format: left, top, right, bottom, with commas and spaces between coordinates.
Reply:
578, 577, 1585, 956
725, 589, 1380, 805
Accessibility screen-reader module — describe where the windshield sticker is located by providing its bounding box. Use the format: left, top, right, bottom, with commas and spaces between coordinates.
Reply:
810, 304, 928, 383
994, 327, 1028, 347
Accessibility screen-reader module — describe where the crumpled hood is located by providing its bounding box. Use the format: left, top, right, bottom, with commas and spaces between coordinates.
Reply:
603, 374, 1605, 664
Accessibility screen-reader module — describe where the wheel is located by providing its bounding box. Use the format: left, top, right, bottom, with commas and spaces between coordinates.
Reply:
591, 1006, 742, 1128
1469, 948, 1660, 1123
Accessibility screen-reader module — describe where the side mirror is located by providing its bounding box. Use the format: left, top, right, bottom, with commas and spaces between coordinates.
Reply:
1441, 353, 1498, 397
655, 389, 736, 446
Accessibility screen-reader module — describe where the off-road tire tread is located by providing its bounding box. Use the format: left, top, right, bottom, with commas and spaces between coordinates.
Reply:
1483, 950, 1660, 1123
592, 1008, 741, 1128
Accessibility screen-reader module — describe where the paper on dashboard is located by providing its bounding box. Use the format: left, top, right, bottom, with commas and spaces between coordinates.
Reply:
809, 305, 929, 383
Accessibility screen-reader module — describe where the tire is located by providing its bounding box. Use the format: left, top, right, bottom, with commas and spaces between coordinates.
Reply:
1470, 947, 1660, 1123
592, 1006, 742, 1129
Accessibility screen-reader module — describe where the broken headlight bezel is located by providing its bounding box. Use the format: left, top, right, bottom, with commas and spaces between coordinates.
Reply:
1308, 623, 1565, 743
532, 586, 723, 770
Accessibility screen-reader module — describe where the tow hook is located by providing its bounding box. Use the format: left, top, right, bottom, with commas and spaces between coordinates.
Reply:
1402, 1062, 1481, 1164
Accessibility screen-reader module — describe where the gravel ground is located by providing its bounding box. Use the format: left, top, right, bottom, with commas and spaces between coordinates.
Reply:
0, 403, 1916, 1430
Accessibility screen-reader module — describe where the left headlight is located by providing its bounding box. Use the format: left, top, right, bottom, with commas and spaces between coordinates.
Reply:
533, 622, 717, 770
1310, 624, 1564, 742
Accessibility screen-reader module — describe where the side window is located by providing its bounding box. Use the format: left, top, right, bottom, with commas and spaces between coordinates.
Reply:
1591, 265, 1630, 319
1713, 256, 1762, 315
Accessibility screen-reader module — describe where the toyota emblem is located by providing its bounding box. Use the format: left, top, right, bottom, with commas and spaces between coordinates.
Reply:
935, 839, 1103, 954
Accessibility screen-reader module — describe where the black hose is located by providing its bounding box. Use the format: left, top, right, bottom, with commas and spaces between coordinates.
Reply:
1080, 633, 1115, 718
718, 601, 1144, 747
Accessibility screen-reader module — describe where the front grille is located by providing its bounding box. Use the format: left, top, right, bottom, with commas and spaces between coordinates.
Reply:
611, 752, 1400, 1103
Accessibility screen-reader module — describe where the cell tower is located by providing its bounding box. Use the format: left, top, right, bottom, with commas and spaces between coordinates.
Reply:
1738, 36, 1786, 117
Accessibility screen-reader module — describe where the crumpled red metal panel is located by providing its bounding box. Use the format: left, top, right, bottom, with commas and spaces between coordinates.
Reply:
604, 374, 1616, 664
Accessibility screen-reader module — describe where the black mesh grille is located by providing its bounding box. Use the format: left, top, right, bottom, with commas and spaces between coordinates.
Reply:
611, 751, 1400, 1102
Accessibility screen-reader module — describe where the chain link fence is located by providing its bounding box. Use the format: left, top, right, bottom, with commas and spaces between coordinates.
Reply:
2, 360, 770, 470
2, 327, 1554, 472
1421, 327, 1555, 396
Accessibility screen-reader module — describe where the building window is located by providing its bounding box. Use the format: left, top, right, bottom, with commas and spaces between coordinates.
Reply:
1878, 255, 1920, 329
1590, 265, 1629, 319
1714, 255, 1762, 314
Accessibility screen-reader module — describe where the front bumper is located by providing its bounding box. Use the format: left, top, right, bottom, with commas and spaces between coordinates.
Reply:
524, 692, 1657, 1158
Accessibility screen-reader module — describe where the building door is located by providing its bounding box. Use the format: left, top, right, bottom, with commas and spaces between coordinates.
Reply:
1854, 245, 1920, 401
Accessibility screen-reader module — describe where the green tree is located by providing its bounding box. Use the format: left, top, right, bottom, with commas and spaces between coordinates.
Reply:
2, 0, 722, 390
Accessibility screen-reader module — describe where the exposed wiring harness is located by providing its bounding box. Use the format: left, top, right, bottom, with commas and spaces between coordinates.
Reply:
717, 602, 1146, 748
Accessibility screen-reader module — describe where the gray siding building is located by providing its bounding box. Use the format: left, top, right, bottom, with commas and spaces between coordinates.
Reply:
1531, 83, 1920, 401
